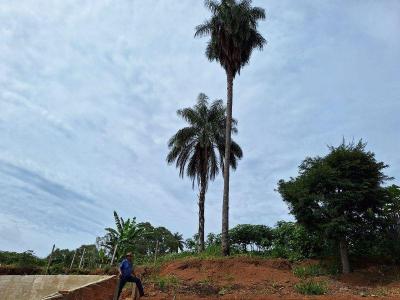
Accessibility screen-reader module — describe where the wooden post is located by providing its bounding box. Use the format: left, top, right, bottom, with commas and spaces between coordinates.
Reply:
45, 244, 55, 274
79, 248, 86, 269
69, 250, 76, 270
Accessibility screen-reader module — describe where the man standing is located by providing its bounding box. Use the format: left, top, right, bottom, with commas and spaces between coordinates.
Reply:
116, 252, 145, 299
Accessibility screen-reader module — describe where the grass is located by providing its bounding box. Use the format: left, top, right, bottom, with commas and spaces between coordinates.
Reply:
218, 285, 234, 296
371, 287, 389, 297
150, 275, 180, 292
295, 280, 328, 295
293, 264, 327, 278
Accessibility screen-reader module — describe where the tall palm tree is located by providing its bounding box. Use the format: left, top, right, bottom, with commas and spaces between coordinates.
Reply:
195, 0, 266, 255
105, 211, 141, 265
167, 93, 242, 251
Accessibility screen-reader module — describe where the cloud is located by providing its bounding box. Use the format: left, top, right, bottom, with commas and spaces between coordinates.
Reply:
0, 0, 398, 256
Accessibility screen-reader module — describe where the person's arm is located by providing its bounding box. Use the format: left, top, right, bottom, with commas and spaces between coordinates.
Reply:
118, 261, 125, 277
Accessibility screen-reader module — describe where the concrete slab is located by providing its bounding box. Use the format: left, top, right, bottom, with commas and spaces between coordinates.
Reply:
0, 275, 114, 300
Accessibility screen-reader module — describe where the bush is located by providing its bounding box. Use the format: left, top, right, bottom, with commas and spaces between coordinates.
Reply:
270, 222, 326, 261
295, 280, 327, 295
293, 264, 326, 278
151, 275, 180, 291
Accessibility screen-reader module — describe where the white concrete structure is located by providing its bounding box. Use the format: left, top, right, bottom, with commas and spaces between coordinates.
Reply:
0, 275, 113, 300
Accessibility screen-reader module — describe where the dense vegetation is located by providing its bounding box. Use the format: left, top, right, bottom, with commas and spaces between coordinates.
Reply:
278, 140, 397, 273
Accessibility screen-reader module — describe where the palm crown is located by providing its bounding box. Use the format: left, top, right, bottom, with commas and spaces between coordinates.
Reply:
195, 0, 266, 78
167, 93, 242, 189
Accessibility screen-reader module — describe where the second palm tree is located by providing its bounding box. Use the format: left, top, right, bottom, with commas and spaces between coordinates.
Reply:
167, 93, 242, 251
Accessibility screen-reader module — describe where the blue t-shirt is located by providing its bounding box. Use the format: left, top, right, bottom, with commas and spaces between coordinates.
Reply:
120, 258, 133, 278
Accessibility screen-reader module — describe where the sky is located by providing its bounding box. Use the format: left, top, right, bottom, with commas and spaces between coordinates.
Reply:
0, 0, 399, 257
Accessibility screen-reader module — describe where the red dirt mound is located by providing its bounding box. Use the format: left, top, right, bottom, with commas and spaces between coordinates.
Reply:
121, 257, 400, 299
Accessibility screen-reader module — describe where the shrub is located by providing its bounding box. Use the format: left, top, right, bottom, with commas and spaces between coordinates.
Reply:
293, 264, 326, 278
295, 280, 327, 295
151, 275, 180, 292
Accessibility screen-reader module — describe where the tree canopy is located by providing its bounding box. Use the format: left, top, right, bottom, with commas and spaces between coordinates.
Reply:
278, 140, 391, 273
195, 0, 266, 78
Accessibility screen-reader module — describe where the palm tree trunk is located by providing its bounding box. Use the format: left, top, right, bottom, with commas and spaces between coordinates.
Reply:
198, 182, 206, 252
339, 238, 350, 274
198, 148, 208, 252
222, 70, 234, 256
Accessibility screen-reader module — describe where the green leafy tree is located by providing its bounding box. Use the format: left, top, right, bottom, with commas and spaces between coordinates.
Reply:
383, 185, 400, 238
153, 226, 177, 255
206, 232, 220, 247
167, 93, 242, 251
171, 232, 185, 253
229, 224, 273, 252
12, 250, 44, 268
271, 221, 325, 261
135, 222, 157, 256
133, 222, 183, 258
278, 140, 390, 273
104, 211, 141, 265
195, 0, 266, 255
185, 237, 197, 253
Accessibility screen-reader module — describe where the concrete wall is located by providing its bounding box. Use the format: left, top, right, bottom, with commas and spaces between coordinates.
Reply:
0, 275, 117, 300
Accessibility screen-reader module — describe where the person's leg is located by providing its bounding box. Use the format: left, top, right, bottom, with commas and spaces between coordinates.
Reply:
126, 275, 144, 296
117, 277, 127, 299
132, 276, 144, 296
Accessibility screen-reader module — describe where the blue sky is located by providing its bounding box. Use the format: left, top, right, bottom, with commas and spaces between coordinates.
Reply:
0, 0, 399, 257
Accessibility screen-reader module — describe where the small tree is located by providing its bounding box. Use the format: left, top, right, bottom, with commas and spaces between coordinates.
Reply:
172, 232, 185, 253
104, 211, 141, 265
278, 140, 390, 273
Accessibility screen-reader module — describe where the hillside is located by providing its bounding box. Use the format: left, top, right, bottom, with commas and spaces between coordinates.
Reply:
121, 257, 400, 299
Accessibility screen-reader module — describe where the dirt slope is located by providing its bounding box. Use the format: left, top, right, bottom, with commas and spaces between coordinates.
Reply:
122, 257, 400, 299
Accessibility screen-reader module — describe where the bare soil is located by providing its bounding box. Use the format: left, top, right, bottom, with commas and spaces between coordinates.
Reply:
121, 257, 400, 299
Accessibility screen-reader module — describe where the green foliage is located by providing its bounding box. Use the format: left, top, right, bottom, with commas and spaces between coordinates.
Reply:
185, 236, 197, 253
295, 280, 327, 295
167, 93, 242, 188
98, 212, 185, 264
0, 250, 45, 267
195, 0, 266, 78
101, 211, 141, 262
293, 264, 326, 278
203, 243, 222, 257
150, 275, 180, 292
229, 224, 273, 252
134, 222, 182, 257
278, 140, 391, 269
270, 221, 325, 261
167, 93, 242, 251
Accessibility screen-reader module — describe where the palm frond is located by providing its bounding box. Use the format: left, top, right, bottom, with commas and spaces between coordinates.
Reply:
194, 21, 213, 38
167, 93, 242, 190
195, 0, 266, 77
113, 211, 123, 233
